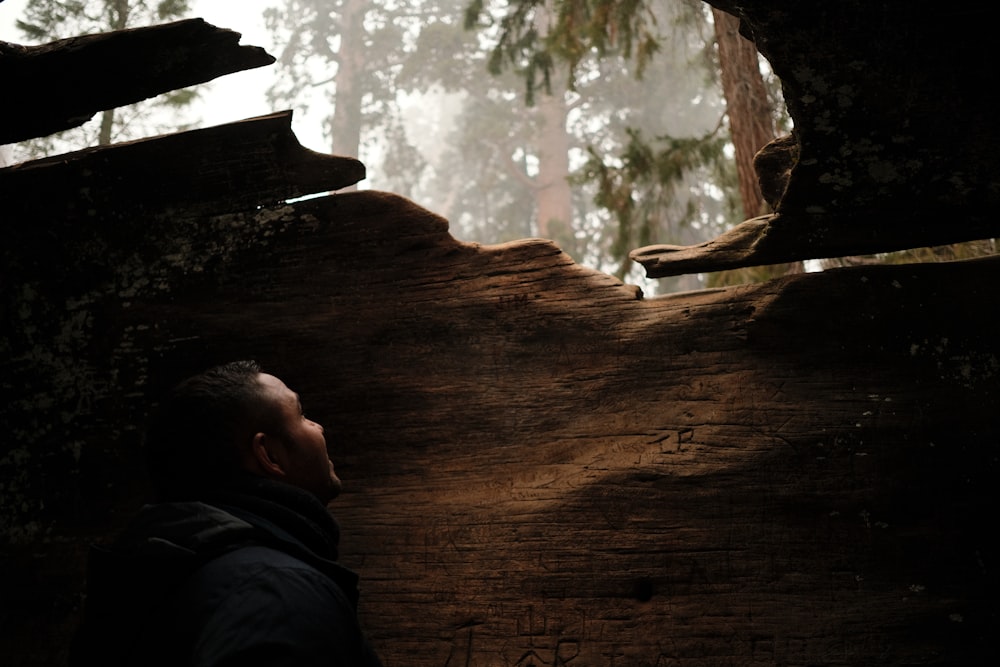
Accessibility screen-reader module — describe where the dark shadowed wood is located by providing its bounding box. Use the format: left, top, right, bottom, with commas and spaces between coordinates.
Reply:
0, 18, 275, 144
0, 110, 365, 270
4, 184, 997, 665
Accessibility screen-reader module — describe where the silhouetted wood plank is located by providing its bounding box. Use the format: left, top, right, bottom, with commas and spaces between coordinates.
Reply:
0, 18, 274, 144
0, 111, 365, 286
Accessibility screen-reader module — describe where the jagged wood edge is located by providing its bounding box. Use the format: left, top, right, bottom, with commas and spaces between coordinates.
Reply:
1, 111, 366, 231
630, 210, 1000, 278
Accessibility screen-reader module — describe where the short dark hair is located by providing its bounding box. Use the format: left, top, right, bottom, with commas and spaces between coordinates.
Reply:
144, 360, 280, 499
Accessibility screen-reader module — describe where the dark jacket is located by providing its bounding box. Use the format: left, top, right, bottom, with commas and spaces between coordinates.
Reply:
70, 477, 383, 667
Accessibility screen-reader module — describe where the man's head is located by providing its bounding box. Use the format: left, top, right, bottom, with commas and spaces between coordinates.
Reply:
144, 360, 342, 504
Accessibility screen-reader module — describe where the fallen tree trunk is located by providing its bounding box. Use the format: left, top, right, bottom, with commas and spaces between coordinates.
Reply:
3, 180, 997, 665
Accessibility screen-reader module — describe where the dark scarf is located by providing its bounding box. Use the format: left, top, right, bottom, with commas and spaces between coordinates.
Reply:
199, 474, 342, 562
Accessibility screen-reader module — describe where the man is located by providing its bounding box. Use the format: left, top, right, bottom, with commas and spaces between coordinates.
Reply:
70, 360, 383, 666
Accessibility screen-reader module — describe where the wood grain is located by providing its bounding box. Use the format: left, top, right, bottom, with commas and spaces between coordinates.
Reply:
6, 189, 985, 665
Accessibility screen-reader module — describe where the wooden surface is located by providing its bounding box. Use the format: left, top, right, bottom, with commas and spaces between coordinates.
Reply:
216, 194, 1000, 666
5, 184, 996, 665
631, 209, 1000, 278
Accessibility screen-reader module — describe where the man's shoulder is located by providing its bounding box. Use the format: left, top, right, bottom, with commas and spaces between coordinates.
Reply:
197, 543, 333, 585
183, 544, 354, 616
176, 547, 382, 666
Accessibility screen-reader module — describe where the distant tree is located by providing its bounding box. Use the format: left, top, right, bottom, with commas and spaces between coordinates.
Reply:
473, 3, 574, 243
705, 6, 803, 286
264, 0, 437, 194
710, 7, 773, 221
465, 0, 741, 290
576, 127, 732, 278
9, 0, 196, 162
468, 0, 806, 289
313, 0, 580, 245
264, 0, 763, 292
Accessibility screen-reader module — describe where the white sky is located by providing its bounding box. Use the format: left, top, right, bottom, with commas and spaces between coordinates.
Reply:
0, 0, 329, 153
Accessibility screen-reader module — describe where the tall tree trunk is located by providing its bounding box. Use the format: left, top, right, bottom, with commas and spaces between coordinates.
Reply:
329, 0, 367, 192
712, 8, 773, 220
712, 8, 802, 280
531, 6, 573, 244
533, 86, 573, 243
98, 109, 115, 146
98, 0, 131, 146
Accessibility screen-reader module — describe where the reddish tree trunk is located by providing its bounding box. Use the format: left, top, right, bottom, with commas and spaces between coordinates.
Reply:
712, 8, 774, 220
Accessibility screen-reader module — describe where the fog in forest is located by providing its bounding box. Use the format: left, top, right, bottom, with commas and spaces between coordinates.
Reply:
1, 0, 789, 295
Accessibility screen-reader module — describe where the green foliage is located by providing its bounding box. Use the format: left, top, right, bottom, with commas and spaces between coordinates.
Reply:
15, 0, 191, 38
162, 88, 199, 108
466, 0, 661, 105
15, 1, 89, 41
456, 0, 743, 292
157, 0, 190, 20
575, 126, 730, 278
549, 0, 661, 76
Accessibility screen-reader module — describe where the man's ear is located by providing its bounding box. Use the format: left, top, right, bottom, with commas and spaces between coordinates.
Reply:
248, 432, 287, 479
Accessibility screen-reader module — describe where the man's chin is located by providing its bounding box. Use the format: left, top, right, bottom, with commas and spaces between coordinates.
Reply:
325, 477, 344, 502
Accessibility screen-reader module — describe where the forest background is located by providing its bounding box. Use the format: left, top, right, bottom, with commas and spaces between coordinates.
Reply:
7, 0, 964, 294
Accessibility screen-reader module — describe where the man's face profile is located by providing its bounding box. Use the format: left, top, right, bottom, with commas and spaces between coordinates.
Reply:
255, 373, 343, 504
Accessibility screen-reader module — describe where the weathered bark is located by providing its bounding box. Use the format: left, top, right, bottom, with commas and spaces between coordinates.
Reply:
709, 8, 803, 283
631, 206, 1000, 278
0, 18, 274, 144
4, 171, 999, 665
